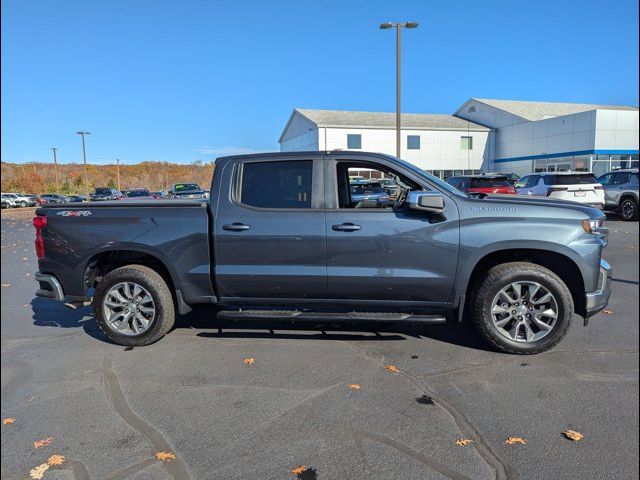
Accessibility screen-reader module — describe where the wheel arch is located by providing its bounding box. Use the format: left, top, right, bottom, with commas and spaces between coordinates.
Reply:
463, 248, 586, 318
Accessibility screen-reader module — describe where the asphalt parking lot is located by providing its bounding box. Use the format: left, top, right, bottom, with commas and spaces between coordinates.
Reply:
1, 207, 638, 480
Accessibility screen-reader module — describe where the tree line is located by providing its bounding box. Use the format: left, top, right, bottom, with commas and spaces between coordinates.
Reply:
1, 160, 215, 194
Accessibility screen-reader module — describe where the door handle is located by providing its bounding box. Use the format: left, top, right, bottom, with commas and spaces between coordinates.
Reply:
223, 223, 250, 231
332, 223, 361, 232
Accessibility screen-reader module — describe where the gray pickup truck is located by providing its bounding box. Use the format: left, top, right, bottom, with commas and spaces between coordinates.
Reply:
33, 151, 612, 354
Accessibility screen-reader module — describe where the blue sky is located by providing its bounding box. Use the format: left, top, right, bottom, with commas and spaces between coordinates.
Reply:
2, 0, 638, 164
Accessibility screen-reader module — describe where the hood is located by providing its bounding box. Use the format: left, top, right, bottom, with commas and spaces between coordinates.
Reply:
482, 194, 605, 219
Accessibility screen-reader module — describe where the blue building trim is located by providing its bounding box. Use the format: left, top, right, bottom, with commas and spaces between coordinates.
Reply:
494, 149, 640, 164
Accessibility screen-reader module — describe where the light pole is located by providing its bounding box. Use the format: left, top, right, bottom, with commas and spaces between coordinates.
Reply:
51, 147, 60, 192
76, 131, 91, 191
380, 21, 419, 158
115, 159, 121, 191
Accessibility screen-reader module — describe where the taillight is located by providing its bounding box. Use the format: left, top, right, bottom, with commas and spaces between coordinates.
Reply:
33, 215, 47, 259
595, 185, 604, 190
547, 187, 568, 196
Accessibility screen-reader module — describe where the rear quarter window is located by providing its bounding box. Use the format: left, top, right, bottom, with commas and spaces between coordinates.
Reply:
471, 177, 511, 188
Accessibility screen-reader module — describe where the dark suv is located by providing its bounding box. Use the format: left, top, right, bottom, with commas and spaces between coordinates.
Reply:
91, 188, 123, 201
597, 169, 639, 221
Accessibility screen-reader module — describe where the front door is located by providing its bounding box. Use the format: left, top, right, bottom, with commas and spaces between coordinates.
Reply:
213, 157, 327, 300
324, 158, 460, 306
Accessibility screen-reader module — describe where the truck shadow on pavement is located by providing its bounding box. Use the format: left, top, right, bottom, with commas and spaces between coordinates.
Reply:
30, 300, 490, 351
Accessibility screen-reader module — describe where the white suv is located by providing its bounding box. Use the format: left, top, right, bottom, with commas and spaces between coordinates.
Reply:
515, 172, 605, 209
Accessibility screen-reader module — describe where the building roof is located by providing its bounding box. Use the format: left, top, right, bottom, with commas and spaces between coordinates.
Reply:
469, 98, 639, 121
294, 108, 490, 131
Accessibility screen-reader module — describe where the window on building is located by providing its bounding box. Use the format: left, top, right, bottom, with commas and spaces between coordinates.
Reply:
460, 136, 473, 150
347, 134, 362, 149
407, 135, 420, 150
240, 160, 312, 209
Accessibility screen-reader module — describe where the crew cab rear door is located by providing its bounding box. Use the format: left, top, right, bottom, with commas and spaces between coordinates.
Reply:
212, 156, 327, 300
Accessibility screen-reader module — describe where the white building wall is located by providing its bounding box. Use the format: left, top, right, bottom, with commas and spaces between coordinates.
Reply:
594, 109, 639, 151
319, 127, 491, 172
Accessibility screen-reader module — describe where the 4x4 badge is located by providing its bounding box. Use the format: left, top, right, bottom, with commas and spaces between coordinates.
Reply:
56, 210, 92, 217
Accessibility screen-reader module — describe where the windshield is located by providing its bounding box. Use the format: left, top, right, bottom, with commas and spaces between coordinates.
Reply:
545, 174, 598, 185
126, 189, 151, 197
471, 177, 511, 188
173, 183, 200, 192
350, 183, 386, 195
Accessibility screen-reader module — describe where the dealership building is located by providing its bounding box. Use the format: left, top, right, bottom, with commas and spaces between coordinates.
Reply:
279, 99, 639, 179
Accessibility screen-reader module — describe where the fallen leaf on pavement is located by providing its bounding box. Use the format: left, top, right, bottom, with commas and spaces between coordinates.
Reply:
34, 437, 54, 448
603, 310, 613, 315
562, 430, 584, 442
2, 418, 15, 425
348, 384, 361, 390
455, 438, 473, 446
154, 451, 176, 462
1, 284, 10, 288
505, 436, 527, 445
243, 357, 255, 365
291, 466, 308, 475
385, 365, 399, 373
47, 455, 65, 466
29, 463, 50, 479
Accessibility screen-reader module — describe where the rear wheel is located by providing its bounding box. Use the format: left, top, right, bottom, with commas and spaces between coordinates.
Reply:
94, 265, 175, 346
620, 198, 638, 221
472, 262, 573, 354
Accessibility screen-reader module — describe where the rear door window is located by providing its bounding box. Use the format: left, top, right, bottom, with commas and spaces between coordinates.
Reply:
240, 160, 312, 209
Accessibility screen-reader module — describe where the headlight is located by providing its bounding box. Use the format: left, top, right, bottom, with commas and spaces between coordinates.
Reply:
582, 218, 606, 234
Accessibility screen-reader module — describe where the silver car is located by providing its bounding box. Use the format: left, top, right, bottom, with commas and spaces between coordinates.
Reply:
597, 169, 639, 221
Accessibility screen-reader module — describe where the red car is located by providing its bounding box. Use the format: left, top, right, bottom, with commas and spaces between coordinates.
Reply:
446, 175, 516, 196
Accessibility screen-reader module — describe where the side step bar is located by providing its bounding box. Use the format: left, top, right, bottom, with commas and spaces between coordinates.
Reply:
216, 309, 447, 324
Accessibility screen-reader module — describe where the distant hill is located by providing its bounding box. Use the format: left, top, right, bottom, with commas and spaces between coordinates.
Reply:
0, 160, 215, 194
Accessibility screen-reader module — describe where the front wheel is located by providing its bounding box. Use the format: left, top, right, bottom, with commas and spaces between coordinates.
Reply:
94, 265, 175, 346
472, 262, 573, 354
620, 198, 639, 221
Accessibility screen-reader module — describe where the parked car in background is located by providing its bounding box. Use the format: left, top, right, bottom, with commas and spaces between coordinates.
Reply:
447, 175, 516, 196
152, 191, 166, 199
1, 192, 37, 207
39, 194, 70, 204
91, 188, 123, 201
1, 195, 17, 208
124, 188, 156, 200
482, 172, 521, 185
349, 180, 391, 207
515, 172, 605, 209
597, 168, 639, 221
168, 183, 207, 199
378, 178, 400, 198
66, 195, 89, 203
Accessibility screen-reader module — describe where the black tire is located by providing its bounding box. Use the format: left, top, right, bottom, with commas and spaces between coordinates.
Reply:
93, 264, 175, 346
472, 262, 573, 354
620, 197, 639, 221
20, 201, 28, 208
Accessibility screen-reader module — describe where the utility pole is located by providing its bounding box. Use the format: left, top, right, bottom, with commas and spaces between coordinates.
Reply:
115, 159, 121, 191
379, 22, 419, 159
76, 131, 91, 192
51, 147, 60, 192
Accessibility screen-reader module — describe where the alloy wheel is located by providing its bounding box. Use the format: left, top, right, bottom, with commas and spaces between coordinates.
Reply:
490, 281, 558, 343
102, 282, 156, 336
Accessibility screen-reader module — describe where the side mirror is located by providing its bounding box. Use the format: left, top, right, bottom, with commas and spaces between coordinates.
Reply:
407, 191, 444, 214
